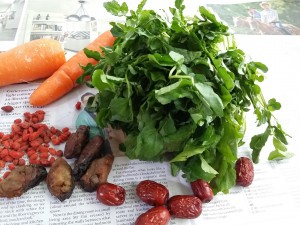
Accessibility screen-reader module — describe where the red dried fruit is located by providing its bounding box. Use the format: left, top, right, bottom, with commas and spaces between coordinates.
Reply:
97, 182, 126, 206
1, 105, 14, 112
190, 179, 214, 202
136, 180, 169, 206
8, 163, 15, 170
3, 171, 11, 179
75, 101, 81, 110
235, 157, 254, 187
135, 206, 171, 225
167, 195, 202, 219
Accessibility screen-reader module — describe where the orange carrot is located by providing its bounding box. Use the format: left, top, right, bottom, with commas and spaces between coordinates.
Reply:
0, 39, 66, 87
29, 30, 116, 106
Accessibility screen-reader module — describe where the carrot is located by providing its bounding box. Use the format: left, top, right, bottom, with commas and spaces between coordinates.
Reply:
29, 30, 116, 106
0, 39, 66, 87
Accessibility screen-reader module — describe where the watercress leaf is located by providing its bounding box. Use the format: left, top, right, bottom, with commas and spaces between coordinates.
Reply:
148, 53, 175, 66
252, 61, 268, 73
273, 137, 287, 151
83, 48, 101, 60
155, 79, 194, 104
103, 0, 128, 16
135, 125, 164, 160
110, 97, 133, 123
200, 155, 218, 175
195, 82, 224, 117
250, 127, 271, 163
170, 141, 206, 162
182, 155, 217, 182
274, 125, 288, 145
267, 98, 281, 111
268, 149, 293, 160
211, 158, 236, 194
137, 0, 147, 13
169, 51, 184, 65
163, 123, 197, 153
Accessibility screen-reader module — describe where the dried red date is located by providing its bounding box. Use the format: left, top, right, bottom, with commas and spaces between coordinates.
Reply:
135, 206, 171, 225
235, 157, 254, 187
136, 180, 169, 206
190, 179, 214, 202
167, 195, 202, 219
96, 182, 126, 206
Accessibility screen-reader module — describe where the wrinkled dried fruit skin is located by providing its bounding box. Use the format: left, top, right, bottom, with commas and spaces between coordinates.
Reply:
136, 180, 169, 206
1, 105, 14, 112
0, 165, 47, 198
46, 157, 75, 201
167, 195, 202, 219
73, 135, 103, 181
135, 206, 171, 225
190, 179, 214, 202
79, 154, 114, 192
235, 157, 254, 187
64, 125, 89, 159
97, 182, 126, 206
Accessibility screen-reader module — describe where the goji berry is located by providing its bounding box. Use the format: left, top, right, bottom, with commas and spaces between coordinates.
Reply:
39, 145, 49, 153
31, 116, 39, 124
39, 152, 49, 159
1, 105, 14, 112
40, 159, 51, 167
14, 118, 22, 124
75, 101, 81, 110
3, 140, 10, 149
11, 142, 21, 150
29, 152, 38, 160
11, 124, 21, 133
51, 136, 61, 145
55, 150, 63, 157
18, 158, 26, 166
29, 159, 40, 165
21, 122, 30, 129
0, 132, 4, 139
13, 159, 19, 165
0, 160, 5, 168
4, 155, 13, 162
49, 156, 55, 165
8, 163, 15, 170
43, 135, 51, 143
50, 127, 57, 134
3, 171, 10, 179
29, 138, 43, 148
48, 148, 57, 156
27, 149, 36, 157
2, 134, 10, 141
9, 150, 24, 159
0, 148, 8, 159
62, 127, 69, 133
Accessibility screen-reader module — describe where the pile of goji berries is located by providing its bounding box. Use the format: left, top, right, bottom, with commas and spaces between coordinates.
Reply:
0, 110, 70, 181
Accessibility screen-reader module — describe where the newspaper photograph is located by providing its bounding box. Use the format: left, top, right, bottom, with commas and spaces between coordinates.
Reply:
1, 0, 300, 225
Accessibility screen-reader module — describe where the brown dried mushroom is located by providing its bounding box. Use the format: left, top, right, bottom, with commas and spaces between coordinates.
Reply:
46, 157, 75, 202
73, 135, 103, 181
64, 125, 90, 159
0, 165, 47, 198
79, 154, 114, 192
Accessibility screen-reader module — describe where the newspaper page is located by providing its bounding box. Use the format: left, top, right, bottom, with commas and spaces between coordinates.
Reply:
1, 0, 300, 225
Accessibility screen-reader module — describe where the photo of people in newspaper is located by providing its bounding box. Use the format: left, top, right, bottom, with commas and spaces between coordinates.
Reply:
207, 1, 300, 35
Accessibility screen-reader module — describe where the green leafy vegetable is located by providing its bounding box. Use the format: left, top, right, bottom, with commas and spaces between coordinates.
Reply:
79, 0, 291, 194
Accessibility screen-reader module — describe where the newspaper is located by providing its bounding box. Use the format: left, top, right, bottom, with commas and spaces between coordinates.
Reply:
1, 0, 300, 224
